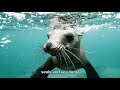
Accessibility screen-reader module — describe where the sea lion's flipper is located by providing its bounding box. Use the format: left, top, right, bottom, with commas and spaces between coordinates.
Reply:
85, 62, 100, 78
80, 49, 100, 78
30, 56, 55, 78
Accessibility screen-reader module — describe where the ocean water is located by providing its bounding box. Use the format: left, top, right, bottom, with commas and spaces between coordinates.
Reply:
0, 12, 120, 78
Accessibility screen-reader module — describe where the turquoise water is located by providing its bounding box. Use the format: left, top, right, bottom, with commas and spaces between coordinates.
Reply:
0, 12, 120, 78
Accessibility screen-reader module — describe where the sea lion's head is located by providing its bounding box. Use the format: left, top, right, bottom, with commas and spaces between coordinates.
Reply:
43, 29, 83, 56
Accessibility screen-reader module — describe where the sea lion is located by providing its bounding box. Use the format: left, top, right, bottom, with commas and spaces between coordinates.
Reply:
30, 28, 100, 78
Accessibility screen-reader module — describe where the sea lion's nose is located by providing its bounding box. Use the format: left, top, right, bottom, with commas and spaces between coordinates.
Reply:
43, 42, 53, 52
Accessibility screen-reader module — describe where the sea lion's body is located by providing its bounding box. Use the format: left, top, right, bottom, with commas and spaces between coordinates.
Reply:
30, 29, 100, 78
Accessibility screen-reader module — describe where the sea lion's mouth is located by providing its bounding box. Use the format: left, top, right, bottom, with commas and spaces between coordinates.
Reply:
44, 43, 71, 57
49, 44, 65, 56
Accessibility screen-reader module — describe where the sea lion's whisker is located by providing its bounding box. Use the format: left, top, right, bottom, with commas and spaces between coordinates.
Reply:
33, 47, 46, 59
57, 52, 61, 65
34, 52, 41, 58
55, 44, 61, 51
34, 49, 41, 54
65, 48, 87, 69
33, 47, 44, 56
34, 48, 43, 54
34, 42, 45, 54
61, 47, 71, 64
69, 47, 96, 53
57, 44, 62, 52
62, 48, 76, 71
61, 49, 69, 70
35, 44, 41, 47
34, 49, 44, 57
35, 41, 45, 47
58, 52, 62, 67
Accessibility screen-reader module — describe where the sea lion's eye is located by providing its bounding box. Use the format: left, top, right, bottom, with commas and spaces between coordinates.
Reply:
65, 33, 74, 43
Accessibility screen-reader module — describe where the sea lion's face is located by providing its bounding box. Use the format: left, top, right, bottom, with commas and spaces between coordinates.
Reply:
43, 29, 82, 56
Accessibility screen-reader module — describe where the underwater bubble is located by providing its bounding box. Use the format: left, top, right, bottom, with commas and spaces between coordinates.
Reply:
118, 29, 120, 31
3, 12, 26, 21
24, 25, 28, 28
0, 25, 4, 29
115, 13, 120, 19
103, 12, 112, 14
1, 44, 4, 47
0, 17, 6, 20
40, 20, 43, 23
12, 35, 15, 37
1, 37, 7, 41
29, 19, 34, 23
102, 15, 109, 19
0, 41, 4, 43
2, 21, 6, 24
82, 13, 89, 16
6, 35, 9, 37
3, 40, 11, 44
